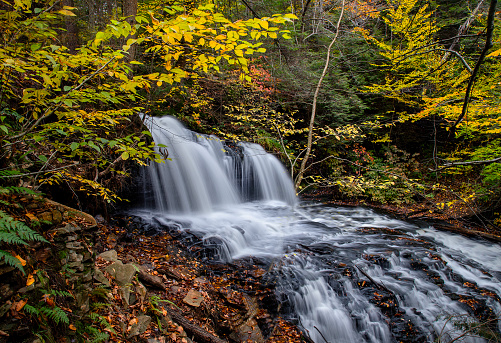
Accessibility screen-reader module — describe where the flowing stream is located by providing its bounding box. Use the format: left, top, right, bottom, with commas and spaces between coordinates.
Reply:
136, 116, 501, 343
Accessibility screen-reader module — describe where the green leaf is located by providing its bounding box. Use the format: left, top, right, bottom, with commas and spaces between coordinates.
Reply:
38, 155, 47, 163
0, 125, 8, 134
70, 142, 79, 151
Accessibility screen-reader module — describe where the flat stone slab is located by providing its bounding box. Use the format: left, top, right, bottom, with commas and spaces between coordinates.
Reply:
105, 260, 137, 286
183, 289, 204, 307
97, 250, 118, 262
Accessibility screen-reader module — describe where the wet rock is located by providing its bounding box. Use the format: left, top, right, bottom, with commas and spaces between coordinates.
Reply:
105, 260, 137, 286
97, 250, 118, 262
54, 224, 82, 235
127, 315, 151, 338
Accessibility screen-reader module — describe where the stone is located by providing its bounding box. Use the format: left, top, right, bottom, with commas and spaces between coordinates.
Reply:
93, 268, 111, 287
183, 289, 204, 307
66, 241, 84, 250
68, 261, 84, 272
0, 284, 14, 301
229, 318, 264, 343
38, 211, 53, 223
75, 290, 90, 313
55, 224, 82, 235
0, 266, 14, 277
0, 301, 12, 318
135, 282, 147, 304
105, 261, 137, 286
97, 250, 118, 262
119, 284, 133, 306
66, 235, 78, 242
18, 284, 36, 294
147, 338, 168, 343
51, 210, 63, 225
127, 315, 151, 338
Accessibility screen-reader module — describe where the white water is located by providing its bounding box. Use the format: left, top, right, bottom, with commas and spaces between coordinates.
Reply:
139, 116, 501, 343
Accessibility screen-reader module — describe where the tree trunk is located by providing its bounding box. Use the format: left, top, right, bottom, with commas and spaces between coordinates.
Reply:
123, 0, 138, 63
294, 0, 345, 192
62, 0, 79, 54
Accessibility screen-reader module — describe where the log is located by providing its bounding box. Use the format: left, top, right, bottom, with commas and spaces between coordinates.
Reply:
164, 305, 228, 343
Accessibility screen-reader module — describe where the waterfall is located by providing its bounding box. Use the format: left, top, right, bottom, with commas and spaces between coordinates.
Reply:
135, 116, 501, 343
145, 116, 296, 213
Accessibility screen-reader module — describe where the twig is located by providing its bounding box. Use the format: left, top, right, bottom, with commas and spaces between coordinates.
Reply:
314, 326, 330, 343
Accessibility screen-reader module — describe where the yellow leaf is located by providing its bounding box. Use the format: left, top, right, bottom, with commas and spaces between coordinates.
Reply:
58, 9, 76, 16
487, 48, 501, 58
121, 151, 130, 160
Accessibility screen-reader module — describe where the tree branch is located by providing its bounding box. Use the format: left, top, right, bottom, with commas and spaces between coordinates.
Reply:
294, 0, 345, 191
10, 56, 117, 141
452, 0, 497, 132
430, 156, 501, 172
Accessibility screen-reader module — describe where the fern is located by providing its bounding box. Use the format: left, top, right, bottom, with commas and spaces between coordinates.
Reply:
88, 312, 116, 334
0, 250, 25, 274
86, 328, 109, 343
90, 302, 111, 310
0, 210, 48, 274
23, 304, 41, 316
40, 306, 69, 325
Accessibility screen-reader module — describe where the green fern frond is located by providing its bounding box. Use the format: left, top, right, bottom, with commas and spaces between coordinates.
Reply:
0, 250, 25, 274
17, 229, 48, 243
40, 306, 69, 325
23, 304, 40, 316
49, 289, 73, 298
89, 312, 116, 334
0, 231, 28, 245
4, 186, 37, 195
90, 302, 111, 309
0, 170, 22, 178
88, 331, 109, 343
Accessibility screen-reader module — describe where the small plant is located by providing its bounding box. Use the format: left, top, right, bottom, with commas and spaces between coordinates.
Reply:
0, 210, 48, 274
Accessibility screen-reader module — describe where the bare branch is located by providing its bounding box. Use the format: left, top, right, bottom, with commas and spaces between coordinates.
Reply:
430, 156, 501, 172
452, 0, 497, 131
295, 0, 345, 191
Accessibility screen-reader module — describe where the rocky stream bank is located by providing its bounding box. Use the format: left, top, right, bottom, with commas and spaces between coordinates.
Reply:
0, 194, 305, 343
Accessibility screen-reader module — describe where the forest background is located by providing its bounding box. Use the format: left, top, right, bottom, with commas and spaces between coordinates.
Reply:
1, 0, 501, 232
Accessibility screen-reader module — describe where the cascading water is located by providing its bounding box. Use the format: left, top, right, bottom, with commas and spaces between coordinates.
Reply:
136, 116, 501, 343
145, 116, 296, 213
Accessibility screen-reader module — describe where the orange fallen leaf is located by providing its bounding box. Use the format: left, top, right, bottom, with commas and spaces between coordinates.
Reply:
69, 324, 77, 331
16, 255, 27, 267
26, 273, 35, 286
14, 299, 28, 312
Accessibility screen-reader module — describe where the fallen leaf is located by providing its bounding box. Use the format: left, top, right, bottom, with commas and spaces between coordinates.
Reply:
26, 273, 35, 286
16, 255, 27, 267
0, 330, 9, 336
69, 324, 77, 331
14, 299, 28, 312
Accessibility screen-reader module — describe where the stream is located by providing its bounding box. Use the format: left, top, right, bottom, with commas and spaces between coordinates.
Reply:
135, 116, 501, 343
